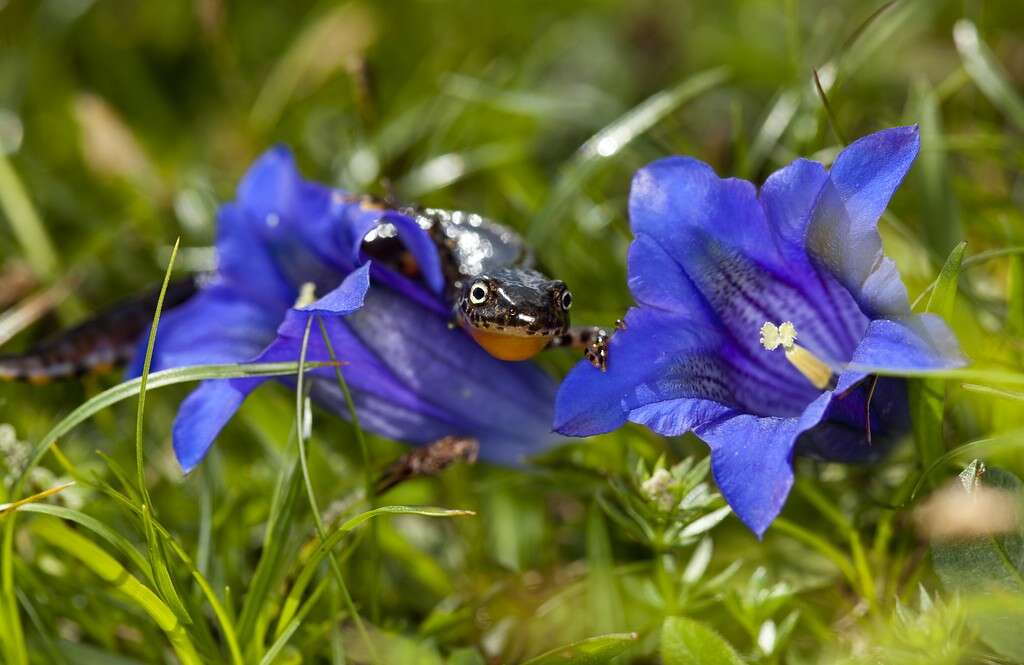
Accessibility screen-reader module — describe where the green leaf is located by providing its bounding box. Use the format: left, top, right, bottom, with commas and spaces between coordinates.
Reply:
520, 632, 638, 665
14, 503, 150, 579
925, 241, 967, 320
660, 616, 745, 665
932, 468, 1024, 661
910, 241, 967, 471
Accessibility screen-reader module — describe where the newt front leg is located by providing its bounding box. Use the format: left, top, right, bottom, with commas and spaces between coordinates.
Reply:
549, 325, 610, 371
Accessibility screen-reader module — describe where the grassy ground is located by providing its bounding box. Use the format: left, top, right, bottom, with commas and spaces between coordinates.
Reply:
2, 0, 1024, 663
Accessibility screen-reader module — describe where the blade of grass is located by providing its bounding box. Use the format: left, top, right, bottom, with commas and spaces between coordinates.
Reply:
250, 4, 377, 131
838, 0, 899, 56
772, 518, 859, 587
526, 67, 730, 248
274, 505, 474, 635
237, 434, 304, 649
134, 238, 192, 626
520, 632, 638, 665
954, 19, 1024, 131
0, 275, 77, 347
16, 502, 151, 578
16, 586, 68, 664
913, 81, 961, 257
909, 241, 967, 474
744, 89, 801, 177
294, 316, 379, 664
0, 482, 76, 517
15, 360, 336, 486
40, 438, 243, 664
909, 430, 1024, 501
912, 245, 1024, 309
2, 360, 328, 665
844, 364, 1024, 386
88, 486, 244, 665
961, 384, 1024, 402
813, 68, 846, 146
315, 316, 380, 621
31, 519, 202, 665
261, 575, 332, 665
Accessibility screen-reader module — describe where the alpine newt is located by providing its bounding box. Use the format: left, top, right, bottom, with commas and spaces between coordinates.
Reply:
0, 204, 609, 384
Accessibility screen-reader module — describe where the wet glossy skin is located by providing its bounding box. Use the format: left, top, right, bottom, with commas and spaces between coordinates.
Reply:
2, 203, 588, 382
366, 206, 578, 362
455, 267, 572, 361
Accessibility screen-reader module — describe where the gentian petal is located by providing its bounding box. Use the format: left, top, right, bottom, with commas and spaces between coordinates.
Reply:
797, 377, 908, 463
300, 263, 372, 316
833, 314, 966, 395
629, 156, 869, 370
216, 203, 296, 310
758, 158, 828, 250
342, 287, 558, 453
173, 380, 255, 473
372, 211, 446, 296
554, 307, 817, 435
133, 283, 282, 376
829, 126, 921, 235
759, 159, 869, 354
807, 127, 920, 318
849, 315, 965, 372
698, 393, 832, 538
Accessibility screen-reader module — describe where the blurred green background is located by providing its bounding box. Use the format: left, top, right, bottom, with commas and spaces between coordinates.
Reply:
2, 0, 1024, 663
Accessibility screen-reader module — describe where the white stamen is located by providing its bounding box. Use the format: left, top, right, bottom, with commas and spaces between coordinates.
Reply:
295, 282, 317, 309
760, 321, 834, 390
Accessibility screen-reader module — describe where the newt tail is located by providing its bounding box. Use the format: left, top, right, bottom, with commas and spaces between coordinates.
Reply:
0, 278, 199, 384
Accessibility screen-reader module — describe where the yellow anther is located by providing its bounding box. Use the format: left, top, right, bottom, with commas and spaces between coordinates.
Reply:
760, 321, 797, 351
295, 282, 317, 309
759, 321, 834, 391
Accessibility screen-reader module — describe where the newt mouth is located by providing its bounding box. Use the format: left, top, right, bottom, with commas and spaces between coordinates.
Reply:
465, 326, 554, 361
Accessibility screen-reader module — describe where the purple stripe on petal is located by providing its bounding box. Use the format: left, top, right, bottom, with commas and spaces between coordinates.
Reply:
759, 158, 868, 351
626, 154, 871, 409
554, 307, 815, 436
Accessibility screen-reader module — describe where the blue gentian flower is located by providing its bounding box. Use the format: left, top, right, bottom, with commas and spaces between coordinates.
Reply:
137, 147, 558, 471
554, 127, 965, 537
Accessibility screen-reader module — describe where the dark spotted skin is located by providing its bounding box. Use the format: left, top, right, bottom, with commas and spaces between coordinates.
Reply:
455, 267, 570, 339
3, 199, 608, 384
364, 205, 610, 369
0, 278, 198, 383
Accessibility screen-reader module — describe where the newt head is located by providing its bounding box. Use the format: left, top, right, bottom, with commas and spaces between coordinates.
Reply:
456, 267, 572, 361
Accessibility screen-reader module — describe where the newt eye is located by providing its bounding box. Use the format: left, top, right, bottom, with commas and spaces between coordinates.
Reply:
469, 282, 489, 305
560, 290, 573, 310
